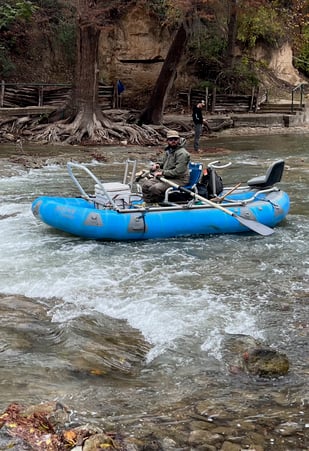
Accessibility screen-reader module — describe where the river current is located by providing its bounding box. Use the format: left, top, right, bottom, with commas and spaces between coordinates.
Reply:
0, 133, 308, 445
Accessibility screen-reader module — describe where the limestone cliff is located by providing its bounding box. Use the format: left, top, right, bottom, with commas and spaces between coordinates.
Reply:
99, 5, 175, 108
252, 41, 304, 86
97, 6, 305, 107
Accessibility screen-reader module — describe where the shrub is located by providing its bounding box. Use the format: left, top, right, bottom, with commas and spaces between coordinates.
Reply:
0, 44, 15, 77
294, 26, 309, 77
0, 1, 38, 30
237, 6, 285, 48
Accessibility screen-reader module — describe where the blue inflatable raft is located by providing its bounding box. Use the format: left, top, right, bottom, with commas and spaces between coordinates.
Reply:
32, 160, 290, 241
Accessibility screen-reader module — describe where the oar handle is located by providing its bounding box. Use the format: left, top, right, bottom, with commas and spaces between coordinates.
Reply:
218, 183, 242, 202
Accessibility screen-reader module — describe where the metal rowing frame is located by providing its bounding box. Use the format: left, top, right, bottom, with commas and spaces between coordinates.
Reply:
67, 160, 141, 210
66, 160, 280, 213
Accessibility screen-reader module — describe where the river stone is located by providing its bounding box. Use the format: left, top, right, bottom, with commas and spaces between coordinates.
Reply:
220, 442, 244, 451
161, 437, 177, 448
188, 429, 223, 446
212, 425, 241, 436
275, 421, 304, 436
243, 431, 266, 447
83, 433, 117, 451
193, 445, 217, 451
243, 348, 289, 377
23, 401, 71, 427
190, 420, 216, 430
220, 334, 261, 372
194, 404, 234, 423
0, 429, 29, 450
221, 334, 261, 354
122, 443, 139, 451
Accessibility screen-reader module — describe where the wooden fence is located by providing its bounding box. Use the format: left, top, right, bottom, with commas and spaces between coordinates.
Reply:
1, 81, 261, 114
178, 87, 258, 113
0, 81, 115, 109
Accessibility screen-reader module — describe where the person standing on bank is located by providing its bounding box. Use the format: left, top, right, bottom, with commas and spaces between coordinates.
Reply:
141, 130, 191, 204
192, 100, 210, 152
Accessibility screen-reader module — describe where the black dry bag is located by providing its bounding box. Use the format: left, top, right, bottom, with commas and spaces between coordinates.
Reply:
198, 167, 223, 198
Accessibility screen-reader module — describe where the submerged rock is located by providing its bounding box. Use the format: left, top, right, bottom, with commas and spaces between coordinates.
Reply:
221, 333, 261, 373
221, 334, 290, 377
243, 348, 289, 377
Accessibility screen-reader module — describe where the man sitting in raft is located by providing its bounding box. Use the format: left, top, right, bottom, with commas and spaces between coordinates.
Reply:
141, 130, 191, 204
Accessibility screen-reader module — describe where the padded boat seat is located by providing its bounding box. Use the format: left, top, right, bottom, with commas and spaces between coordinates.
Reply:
164, 162, 203, 202
247, 160, 285, 188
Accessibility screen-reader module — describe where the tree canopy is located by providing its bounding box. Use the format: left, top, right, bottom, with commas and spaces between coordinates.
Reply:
0, 0, 308, 145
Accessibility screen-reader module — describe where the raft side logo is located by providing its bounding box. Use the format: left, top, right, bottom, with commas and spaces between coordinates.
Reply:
84, 213, 103, 227
128, 213, 147, 232
55, 205, 76, 219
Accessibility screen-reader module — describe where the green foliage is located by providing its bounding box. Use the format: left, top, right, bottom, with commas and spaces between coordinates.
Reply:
0, 0, 76, 78
56, 20, 76, 65
30, 0, 75, 24
0, 1, 38, 30
237, 6, 285, 48
294, 25, 309, 76
147, 0, 186, 24
0, 1, 38, 77
216, 58, 260, 94
188, 19, 261, 93
30, 0, 76, 60
40, 0, 76, 62
0, 43, 16, 76
195, 80, 214, 90
188, 20, 227, 82
236, 57, 260, 88
147, 0, 167, 21
190, 32, 226, 64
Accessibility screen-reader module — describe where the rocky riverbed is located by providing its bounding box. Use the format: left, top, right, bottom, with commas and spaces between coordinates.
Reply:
0, 362, 307, 451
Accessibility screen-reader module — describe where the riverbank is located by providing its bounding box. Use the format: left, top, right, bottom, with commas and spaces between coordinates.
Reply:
1, 107, 309, 150
163, 111, 309, 138
212, 123, 309, 136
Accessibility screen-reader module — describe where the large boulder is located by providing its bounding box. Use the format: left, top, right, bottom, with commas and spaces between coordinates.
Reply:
221, 334, 290, 377
243, 348, 289, 377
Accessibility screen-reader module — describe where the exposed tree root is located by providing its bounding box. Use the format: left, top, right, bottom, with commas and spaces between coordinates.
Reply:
0, 109, 192, 146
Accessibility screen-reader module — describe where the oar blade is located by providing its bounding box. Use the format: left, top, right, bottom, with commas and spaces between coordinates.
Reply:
235, 215, 274, 236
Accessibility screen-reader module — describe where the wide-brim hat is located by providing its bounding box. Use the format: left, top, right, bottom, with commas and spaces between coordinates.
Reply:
166, 130, 180, 139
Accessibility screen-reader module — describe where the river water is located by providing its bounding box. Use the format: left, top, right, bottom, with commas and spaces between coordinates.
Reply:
0, 133, 308, 447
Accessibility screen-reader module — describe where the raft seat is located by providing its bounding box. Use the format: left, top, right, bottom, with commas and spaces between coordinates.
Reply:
164, 162, 203, 203
247, 160, 285, 188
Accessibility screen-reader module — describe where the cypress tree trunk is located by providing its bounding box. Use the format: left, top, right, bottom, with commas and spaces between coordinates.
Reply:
72, 24, 100, 118
70, 0, 103, 123
226, 0, 238, 69
139, 19, 192, 125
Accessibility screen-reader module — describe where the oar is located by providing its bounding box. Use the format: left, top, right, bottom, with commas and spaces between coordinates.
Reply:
159, 176, 274, 236
217, 183, 242, 202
